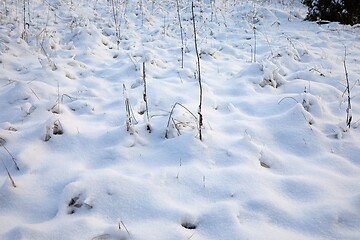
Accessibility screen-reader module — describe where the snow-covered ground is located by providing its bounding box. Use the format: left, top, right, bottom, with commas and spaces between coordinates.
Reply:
1, 0, 360, 239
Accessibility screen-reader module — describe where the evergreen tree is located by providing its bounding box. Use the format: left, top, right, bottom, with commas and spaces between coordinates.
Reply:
303, 0, 360, 25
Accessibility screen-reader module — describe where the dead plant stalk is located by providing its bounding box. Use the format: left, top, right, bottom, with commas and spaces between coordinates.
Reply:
142, 62, 151, 132
344, 48, 352, 129
1, 158, 16, 188
123, 84, 133, 133
191, 1, 203, 140
176, 0, 184, 68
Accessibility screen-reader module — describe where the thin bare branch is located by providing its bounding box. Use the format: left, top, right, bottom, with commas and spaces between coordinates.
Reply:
344, 47, 352, 129
191, 1, 203, 140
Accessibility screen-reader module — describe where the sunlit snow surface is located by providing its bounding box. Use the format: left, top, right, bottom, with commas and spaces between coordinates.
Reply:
0, 0, 360, 239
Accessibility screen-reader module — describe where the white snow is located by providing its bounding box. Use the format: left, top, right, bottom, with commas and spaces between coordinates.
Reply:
1, 0, 360, 239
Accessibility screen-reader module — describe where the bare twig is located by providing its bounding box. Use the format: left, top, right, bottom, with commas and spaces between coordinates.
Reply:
176, 0, 184, 68
191, 1, 203, 140
1, 79, 17, 88
40, 42, 57, 70
110, 0, 120, 48
309, 68, 325, 77
127, 53, 139, 71
21, 0, 28, 41
61, 94, 77, 103
278, 96, 299, 105
1, 144, 20, 171
120, 220, 131, 236
142, 62, 151, 132
165, 102, 197, 139
286, 36, 300, 60
123, 84, 133, 134
252, 9, 257, 62
172, 118, 181, 136
29, 87, 40, 100
1, 158, 16, 188
343, 47, 352, 129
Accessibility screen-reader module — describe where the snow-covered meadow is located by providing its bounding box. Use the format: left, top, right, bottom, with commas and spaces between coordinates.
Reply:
0, 0, 360, 239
